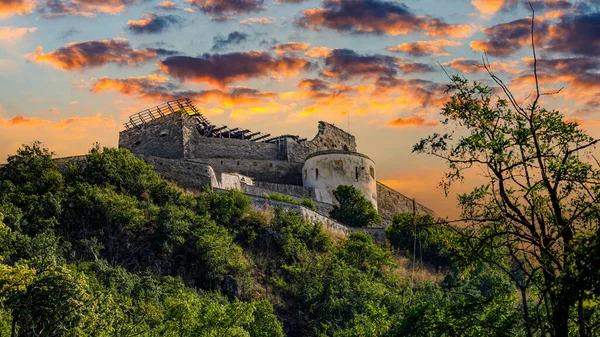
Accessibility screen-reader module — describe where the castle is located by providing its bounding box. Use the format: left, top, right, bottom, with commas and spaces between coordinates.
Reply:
119, 98, 434, 224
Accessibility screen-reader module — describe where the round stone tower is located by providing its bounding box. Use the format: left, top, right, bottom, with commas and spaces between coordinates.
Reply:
302, 150, 377, 209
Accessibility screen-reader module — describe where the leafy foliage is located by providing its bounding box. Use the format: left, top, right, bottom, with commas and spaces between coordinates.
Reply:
414, 74, 600, 336
264, 192, 317, 211
329, 185, 382, 227
0, 143, 559, 336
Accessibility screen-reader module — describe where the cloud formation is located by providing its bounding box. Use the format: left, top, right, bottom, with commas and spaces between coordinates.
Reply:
296, 0, 474, 37
375, 77, 448, 109
445, 58, 522, 74
471, 11, 600, 58
127, 12, 182, 34
159, 51, 313, 87
387, 40, 462, 57
25, 38, 172, 71
472, 0, 579, 18
275, 0, 307, 3
546, 12, 600, 56
240, 16, 274, 24
0, 114, 116, 130
185, 0, 264, 17
385, 114, 439, 127
90, 74, 174, 97
273, 42, 310, 54
320, 49, 398, 80
320, 49, 433, 80
0, 26, 37, 43
0, 0, 35, 18
470, 18, 548, 57
90, 73, 279, 106
158, 0, 176, 9
211, 31, 248, 51
304, 46, 332, 58
40, 0, 140, 18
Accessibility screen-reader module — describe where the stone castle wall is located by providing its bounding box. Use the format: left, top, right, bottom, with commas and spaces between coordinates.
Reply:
182, 116, 285, 161
119, 113, 185, 159
285, 122, 357, 163
136, 154, 218, 191
376, 182, 435, 219
118, 111, 437, 221
198, 158, 303, 185
119, 112, 358, 187
242, 181, 316, 200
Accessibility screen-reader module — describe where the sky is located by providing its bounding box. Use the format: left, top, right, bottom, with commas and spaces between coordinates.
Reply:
1, 0, 599, 218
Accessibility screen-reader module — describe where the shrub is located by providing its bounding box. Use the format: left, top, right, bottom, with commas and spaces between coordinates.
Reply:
329, 185, 382, 228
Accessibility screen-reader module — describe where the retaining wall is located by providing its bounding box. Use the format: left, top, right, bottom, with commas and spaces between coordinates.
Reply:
244, 193, 386, 245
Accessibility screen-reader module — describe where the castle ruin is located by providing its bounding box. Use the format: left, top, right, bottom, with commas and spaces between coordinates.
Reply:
119, 98, 434, 223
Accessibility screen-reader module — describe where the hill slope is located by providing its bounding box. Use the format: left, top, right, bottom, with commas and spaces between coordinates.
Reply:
0, 143, 522, 336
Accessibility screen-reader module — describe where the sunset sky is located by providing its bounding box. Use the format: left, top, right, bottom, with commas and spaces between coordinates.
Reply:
1, 0, 599, 217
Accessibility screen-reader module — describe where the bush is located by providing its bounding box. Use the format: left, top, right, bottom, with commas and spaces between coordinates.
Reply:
264, 193, 317, 211
300, 198, 316, 211
385, 213, 450, 267
329, 185, 382, 227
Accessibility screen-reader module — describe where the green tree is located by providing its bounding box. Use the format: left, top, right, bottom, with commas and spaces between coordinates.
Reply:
0, 142, 63, 236
386, 213, 450, 268
413, 23, 600, 335
329, 185, 382, 228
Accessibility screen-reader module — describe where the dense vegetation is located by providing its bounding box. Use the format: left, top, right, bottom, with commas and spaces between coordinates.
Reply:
0, 143, 533, 336
329, 185, 382, 228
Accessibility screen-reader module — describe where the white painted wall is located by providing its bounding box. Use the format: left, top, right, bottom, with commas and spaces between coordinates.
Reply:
302, 152, 377, 209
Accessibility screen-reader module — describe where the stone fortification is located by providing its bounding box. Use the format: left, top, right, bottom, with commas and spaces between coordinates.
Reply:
135, 154, 218, 191
118, 98, 437, 228
302, 150, 378, 208
377, 182, 435, 218
119, 113, 185, 159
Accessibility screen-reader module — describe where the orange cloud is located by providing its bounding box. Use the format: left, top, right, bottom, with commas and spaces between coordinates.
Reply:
446, 58, 522, 74
0, 26, 37, 43
388, 40, 462, 57
39, 0, 141, 18
158, 0, 176, 9
240, 17, 275, 25
0, 0, 35, 18
89, 74, 280, 107
0, 114, 116, 130
471, 0, 506, 18
375, 77, 448, 109
563, 117, 600, 126
0, 114, 118, 162
25, 38, 167, 71
273, 42, 310, 55
385, 114, 439, 127
159, 51, 313, 87
304, 46, 332, 58
90, 74, 172, 96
